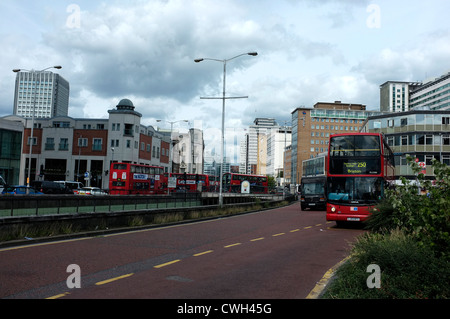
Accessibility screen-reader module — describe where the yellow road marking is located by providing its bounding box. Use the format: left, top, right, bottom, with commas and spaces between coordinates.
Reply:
193, 250, 213, 257
250, 237, 264, 242
46, 292, 70, 299
304, 226, 312, 229
95, 273, 134, 285
315, 223, 322, 226
224, 243, 241, 248
290, 229, 300, 232
0, 237, 91, 252
306, 256, 351, 299
154, 259, 181, 269
272, 233, 285, 237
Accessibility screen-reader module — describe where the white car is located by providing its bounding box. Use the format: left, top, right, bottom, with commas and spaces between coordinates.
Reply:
78, 187, 107, 195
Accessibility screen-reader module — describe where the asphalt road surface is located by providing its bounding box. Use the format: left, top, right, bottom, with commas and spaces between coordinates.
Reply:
0, 203, 364, 299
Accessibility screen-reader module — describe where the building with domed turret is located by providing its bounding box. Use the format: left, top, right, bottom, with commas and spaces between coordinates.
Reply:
0, 99, 174, 189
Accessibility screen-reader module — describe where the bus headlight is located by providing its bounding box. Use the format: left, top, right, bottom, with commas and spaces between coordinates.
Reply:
331, 206, 336, 212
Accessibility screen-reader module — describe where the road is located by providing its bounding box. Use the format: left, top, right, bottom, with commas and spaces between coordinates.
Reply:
0, 203, 364, 299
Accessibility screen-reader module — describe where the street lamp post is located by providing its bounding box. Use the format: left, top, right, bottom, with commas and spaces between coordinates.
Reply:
13, 66, 62, 193
194, 52, 257, 207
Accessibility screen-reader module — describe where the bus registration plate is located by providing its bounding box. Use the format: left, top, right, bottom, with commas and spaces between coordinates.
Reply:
347, 217, 360, 221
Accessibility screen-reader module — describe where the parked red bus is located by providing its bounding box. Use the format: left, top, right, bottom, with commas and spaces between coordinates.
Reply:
109, 162, 167, 195
166, 173, 215, 192
326, 133, 394, 224
222, 173, 268, 194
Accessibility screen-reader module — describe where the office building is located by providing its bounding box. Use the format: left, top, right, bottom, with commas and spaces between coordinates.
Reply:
13, 71, 69, 118
240, 118, 279, 174
409, 71, 450, 111
361, 110, 450, 179
267, 125, 291, 178
0, 118, 23, 185
380, 71, 450, 112
290, 101, 385, 185
380, 81, 421, 113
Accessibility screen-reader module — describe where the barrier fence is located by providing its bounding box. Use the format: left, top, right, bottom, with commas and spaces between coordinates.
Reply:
0, 193, 202, 218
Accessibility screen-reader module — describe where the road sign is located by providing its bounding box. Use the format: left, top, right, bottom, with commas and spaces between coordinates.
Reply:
168, 177, 177, 188
241, 180, 250, 194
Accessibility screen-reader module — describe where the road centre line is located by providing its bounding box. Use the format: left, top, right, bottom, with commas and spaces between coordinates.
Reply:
224, 243, 241, 248
272, 233, 285, 237
154, 259, 181, 268
45, 221, 326, 298
193, 250, 213, 257
95, 273, 134, 286
46, 292, 70, 299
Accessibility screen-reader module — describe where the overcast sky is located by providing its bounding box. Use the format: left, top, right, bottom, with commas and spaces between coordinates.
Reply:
1, 0, 449, 162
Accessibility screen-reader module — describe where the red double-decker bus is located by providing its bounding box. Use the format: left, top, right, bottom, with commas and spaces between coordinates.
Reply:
222, 173, 268, 194
326, 133, 394, 225
109, 162, 167, 195
166, 173, 215, 192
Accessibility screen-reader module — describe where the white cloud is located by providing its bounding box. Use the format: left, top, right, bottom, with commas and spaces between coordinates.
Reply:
1, 0, 450, 138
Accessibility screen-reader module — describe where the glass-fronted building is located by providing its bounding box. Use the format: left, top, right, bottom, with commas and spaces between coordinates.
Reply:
0, 119, 23, 185
361, 110, 450, 179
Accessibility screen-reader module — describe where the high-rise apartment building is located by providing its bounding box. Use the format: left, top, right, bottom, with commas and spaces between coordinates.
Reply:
13, 71, 69, 118
240, 118, 279, 174
379, 81, 422, 113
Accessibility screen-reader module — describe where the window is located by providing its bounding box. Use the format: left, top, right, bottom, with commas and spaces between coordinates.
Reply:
92, 138, 102, 151
126, 140, 131, 148
45, 137, 55, 150
59, 138, 69, 150
401, 135, 408, 146
78, 138, 88, 147
442, 117, 450, 125
442, 135, 450, 145
417, 134, 425, 145
27, 137, 37, 146
53, 121, 70, 128
400, 118, 408, 126
425, 135, 433, 145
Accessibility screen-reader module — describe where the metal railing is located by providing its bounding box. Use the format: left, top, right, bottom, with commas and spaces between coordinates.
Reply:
0, 193, 202, 218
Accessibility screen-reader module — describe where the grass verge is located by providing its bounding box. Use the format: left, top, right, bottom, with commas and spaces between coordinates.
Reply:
322, 229, 450, 299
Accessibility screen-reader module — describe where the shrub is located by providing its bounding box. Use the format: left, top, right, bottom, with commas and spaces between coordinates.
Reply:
323, 230, 450, 299
366, 157, 450, 260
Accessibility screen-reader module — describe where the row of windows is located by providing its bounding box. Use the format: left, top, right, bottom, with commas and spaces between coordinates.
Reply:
110, 139, 168, 158
386, 134, 450, 147
311, 118, 364, 124
368, 114, 450, 129
410, 82, 450, 104
311, 124, 361, 131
